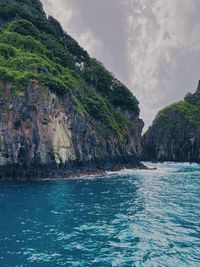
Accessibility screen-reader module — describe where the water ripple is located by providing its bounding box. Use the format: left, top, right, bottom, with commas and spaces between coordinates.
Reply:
0, 162, 200, 266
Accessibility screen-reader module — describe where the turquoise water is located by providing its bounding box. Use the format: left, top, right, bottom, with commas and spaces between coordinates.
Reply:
0, 163, 200, 267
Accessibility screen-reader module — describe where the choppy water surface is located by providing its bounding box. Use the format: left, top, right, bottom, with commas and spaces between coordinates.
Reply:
0, 162, 200, 267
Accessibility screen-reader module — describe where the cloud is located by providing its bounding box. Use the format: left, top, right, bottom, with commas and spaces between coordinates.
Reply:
125, 0, 200, 127
41, 0, 200, 128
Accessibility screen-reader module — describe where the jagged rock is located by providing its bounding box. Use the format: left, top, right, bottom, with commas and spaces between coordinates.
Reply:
142, 81, 200, 163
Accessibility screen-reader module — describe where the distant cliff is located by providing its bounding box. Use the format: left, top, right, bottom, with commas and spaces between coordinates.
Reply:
142, 81, 200, 163
0, 0, 144, 179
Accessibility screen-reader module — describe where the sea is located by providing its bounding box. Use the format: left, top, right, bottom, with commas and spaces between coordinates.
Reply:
0, 162, 199, 267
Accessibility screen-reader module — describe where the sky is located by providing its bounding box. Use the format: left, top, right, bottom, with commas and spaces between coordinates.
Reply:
41, 0, 200, 128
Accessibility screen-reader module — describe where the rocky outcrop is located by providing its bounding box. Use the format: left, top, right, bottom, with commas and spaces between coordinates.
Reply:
0, 0, 146, 179
0, 80, 144, 179
142, 82, 200, 163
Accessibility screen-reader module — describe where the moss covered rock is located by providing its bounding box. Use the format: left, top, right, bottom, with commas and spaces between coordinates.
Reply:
142, 82, 200, 163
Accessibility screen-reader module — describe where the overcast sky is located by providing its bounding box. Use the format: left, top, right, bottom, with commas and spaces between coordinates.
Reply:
41, 0, 200, 128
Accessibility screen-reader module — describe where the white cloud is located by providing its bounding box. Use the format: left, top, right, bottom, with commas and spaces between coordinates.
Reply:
125, 0, 200, 127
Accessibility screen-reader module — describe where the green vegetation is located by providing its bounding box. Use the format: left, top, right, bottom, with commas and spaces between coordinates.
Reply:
157, 92, 200, 132
0, 18, 85, 96
0, 0, 140, 138
83, 59, 139, 115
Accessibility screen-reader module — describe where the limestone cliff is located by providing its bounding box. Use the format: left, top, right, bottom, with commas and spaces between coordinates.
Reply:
142, 81, 200, 163
0, 0, 144, 179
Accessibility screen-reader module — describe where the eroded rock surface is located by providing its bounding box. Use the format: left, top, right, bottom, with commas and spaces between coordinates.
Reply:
142, 82, 200, 163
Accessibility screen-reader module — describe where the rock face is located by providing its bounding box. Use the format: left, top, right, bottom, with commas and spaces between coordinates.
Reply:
142, 82, 200, 163
0, 0, 144, 179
